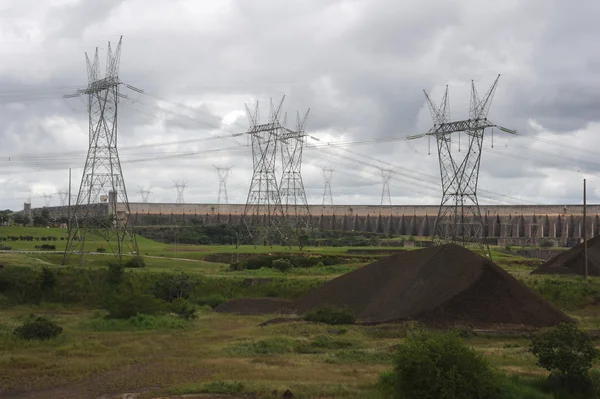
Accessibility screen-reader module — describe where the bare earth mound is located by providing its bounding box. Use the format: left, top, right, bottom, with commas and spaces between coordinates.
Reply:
213, 298, 295, 315
532, 236, 600, 276
295, 244, 571, 328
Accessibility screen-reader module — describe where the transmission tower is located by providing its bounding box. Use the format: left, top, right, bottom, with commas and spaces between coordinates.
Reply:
411, 75, 515, 256
378, 168, 393, 208
241, 97, 288, 245
56, 188, 69, 206
321, 166, 334, 207
173, 180, 187, 204
137, 186, 152, 203
213, 165, 233, 206
62, 36, 140, 265
279, 109, 312, 230
42, 193, 53, 207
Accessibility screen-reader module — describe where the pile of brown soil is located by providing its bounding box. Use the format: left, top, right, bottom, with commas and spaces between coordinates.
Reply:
213, 298, 295, 315
532, 236, 600, 276
294, 244, 571, 328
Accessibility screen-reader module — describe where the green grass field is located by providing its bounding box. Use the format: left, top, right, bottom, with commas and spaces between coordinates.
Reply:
0, 227, 598, 398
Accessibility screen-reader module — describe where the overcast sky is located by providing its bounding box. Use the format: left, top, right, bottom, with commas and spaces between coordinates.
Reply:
1, 0, 600, 211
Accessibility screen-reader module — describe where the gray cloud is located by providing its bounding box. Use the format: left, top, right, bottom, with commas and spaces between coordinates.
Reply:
1, 0, 600, 210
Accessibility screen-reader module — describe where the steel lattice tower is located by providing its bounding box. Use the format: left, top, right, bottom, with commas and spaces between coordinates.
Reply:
321, 166, 334, 207
138, 186, 152, 203
62, 36, 139, 265
279, 109, 312, 230
241, 97, 288, 245
42, 193, 53, 207
415, 75, 515, 256
56, 188, 69, 206
213, 165, 232, 206
378, 168, 393, 207
173, 180, 187, 204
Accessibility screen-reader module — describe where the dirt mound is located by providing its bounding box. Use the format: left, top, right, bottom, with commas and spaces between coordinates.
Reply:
532, 236, 600, 276
295, 244, 571, 328
213, 298, 295, 315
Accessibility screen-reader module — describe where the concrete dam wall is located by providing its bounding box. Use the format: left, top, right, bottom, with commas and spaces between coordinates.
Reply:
33, 202, 600, 244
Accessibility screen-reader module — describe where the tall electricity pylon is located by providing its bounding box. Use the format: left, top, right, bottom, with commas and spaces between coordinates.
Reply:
62, 36, 139, 265
321, 166, 334, 207
213, 165, 233, 206
42, 193, 53, 207
56, 188, 69, 206
173, 180, 187, 204
138, 186, 152, 203
411, 75, 516, 256
279, 109, 312, 230
241, 97, 288, 245
378, 168, 393, 208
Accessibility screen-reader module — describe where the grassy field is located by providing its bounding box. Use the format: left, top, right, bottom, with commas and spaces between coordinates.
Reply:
1, 227, 599, 398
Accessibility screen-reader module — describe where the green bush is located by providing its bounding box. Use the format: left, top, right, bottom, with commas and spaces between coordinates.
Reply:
304, 305, 356, 325
200, 381, 246, 394
103, 292, 164, 319
40, 267, 56, 291
191, 294, 226, 308
229, 261, 244, 271
96, 247, 106, 253
531, 323, 599, 396
272, 258, 293, 272
391, 330, 499, 399
14, 315, 63, 340
125, 256, 145, 268
169, 298, 197, 320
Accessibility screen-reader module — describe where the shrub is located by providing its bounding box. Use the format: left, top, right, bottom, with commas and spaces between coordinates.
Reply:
103, 292, 164, 319
272, 258, 293, 273
200, 381, 246, 394
96, 247, 106, 253
153, 271, 197, 301
229, 261, 244, 271
106, 262, 124, 285
192, 294, 226, 308
40, 267, 56, 291
14, 315, 63, 340
304, 305, 356, 325
169, 298, 197, 320
531, 323, 599, 394
391, 330, 498, 399
125, 256, 145, 268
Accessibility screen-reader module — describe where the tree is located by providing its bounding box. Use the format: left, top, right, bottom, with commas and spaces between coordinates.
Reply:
12, 213, 30, 226
531, 323, 598, 389
391, 330, 498, 399
32, 214, 47, 227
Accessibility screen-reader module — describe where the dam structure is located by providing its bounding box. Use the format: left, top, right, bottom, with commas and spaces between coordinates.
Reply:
32, 201, 600, 246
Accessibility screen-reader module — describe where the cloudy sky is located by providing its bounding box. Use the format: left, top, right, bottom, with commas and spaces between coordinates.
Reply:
1, 0, 599, 211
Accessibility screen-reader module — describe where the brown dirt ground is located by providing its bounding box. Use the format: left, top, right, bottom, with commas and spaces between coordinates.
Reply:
294, 244, 571, 328
532, 235, 600, 276
0, 361, 212, 399
213, 298, 295, 316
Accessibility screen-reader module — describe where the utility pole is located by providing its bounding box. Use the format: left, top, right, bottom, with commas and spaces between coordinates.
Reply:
241, 97, 288, 246
378, 167, 393, 208
62, 36, 139, 265
137, 186, 152, 203
173, 180, 187, 204
67, 168, 72, 239
42, 193, 53, 207
279, 109, 312, 232
409, 75, 516, 258
213, 165, 233, 207
321, 166, 334, 207
584, 178, 588, 280
56, 188, 69, 207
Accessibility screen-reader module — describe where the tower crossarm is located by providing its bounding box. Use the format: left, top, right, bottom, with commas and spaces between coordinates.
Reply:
427, 119, 513, 136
